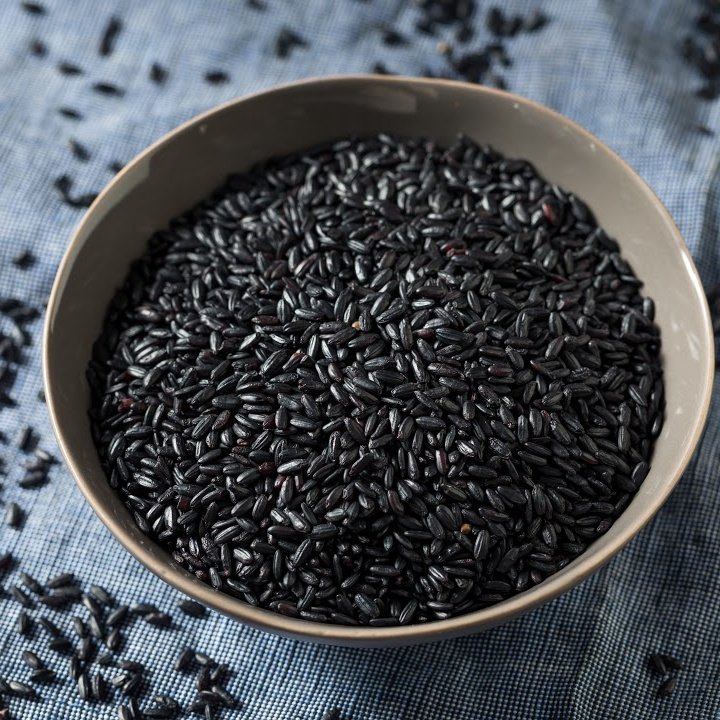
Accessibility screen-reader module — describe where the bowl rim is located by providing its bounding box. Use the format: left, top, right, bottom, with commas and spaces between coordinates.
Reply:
43, 74, 715, 645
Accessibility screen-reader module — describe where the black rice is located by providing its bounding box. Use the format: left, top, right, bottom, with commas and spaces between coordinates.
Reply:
380, 27, 408, 47
92, 671, 109, 701
31, 667, 55, 683
150, 62, 168, 85
37, 617, 60, 636
320, 710, 342, 720
58, 107, 83, 120
681, 3, 720, 100
12, 249, 36, 269
18, 469, 48, 489
8, 679, 36, 698
89, 583, 114, 606
21, 650, 43, 669
694, 123, 715, 136
428, 6, 550, 89
73, 616, 88, 638
204, 71, 229, 85
48, 636, 73, 654
0, 553, 14, 573
68, 138, 91, 162
16, 611, 32, 636
89, 134, 664, 626
658, 676, 678, 697
145, 612, 172, 628
650, 653, 667, 675
107, 605, 129, 626
29, 39, 47, 57
273, 27, 307, 59
78, 672, 91, 700
371, 61, 392, 75
178, 599, 206, 617
6, 502, 24, 529
21, 1, 46, 15
19, 571, 42, 594
414, 0, 475, 37
130, 602, 157, 615
58, 60, 83, 76
663, 654, 683, 671
175, 648, 194, 672
16, 426, 34, 451
106, 627, 123, 651
93, 81, 124, 97
122, 672, 142, 696
99, 16, 123, 56
46, 572, 75, 589
53, 174, 97, 209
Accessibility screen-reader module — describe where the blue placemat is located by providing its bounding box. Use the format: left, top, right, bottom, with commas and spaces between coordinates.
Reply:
0, 0, 718, 718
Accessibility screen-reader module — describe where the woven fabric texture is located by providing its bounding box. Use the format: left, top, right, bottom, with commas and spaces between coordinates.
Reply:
0, 1, 717, 718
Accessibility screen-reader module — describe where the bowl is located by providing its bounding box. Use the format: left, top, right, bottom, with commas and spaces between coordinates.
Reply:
43, 75, 714, 647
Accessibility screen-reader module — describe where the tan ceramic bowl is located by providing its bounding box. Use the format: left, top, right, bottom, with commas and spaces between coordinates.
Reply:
44, 76, 714, 647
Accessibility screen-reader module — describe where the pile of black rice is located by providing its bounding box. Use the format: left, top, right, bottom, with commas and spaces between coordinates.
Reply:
88, 134, 664, 627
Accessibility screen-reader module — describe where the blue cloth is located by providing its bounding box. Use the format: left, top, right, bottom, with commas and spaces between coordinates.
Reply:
0, 0, 717, 718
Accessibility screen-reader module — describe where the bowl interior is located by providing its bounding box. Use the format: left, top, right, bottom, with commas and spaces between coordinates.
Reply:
44, 76, 713, 646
